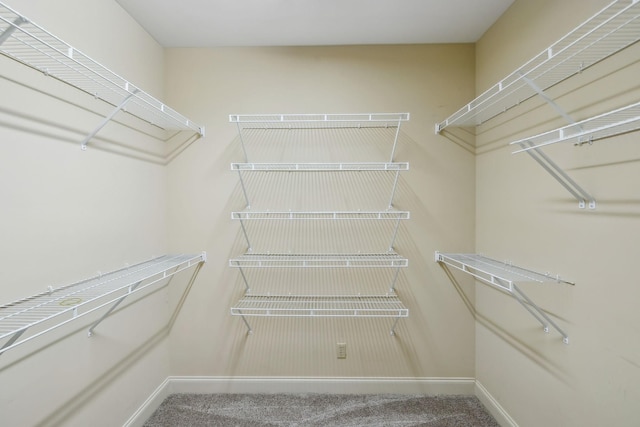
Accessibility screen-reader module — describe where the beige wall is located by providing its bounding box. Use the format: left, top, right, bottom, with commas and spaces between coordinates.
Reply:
475, 0, 640, 426
0, 1, 178, 426
163, 45, 478, 379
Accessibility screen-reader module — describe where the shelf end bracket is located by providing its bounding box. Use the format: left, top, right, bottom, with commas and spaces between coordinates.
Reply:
81, 90, 139, 150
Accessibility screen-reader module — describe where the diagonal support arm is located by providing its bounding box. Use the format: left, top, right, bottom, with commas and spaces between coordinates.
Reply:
81, 90, 139, 150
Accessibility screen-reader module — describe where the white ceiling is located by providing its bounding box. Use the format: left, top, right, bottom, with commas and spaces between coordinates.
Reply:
115, 0, 515, 47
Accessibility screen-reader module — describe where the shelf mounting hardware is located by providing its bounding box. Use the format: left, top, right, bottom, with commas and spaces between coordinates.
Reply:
81, 90, 139, 150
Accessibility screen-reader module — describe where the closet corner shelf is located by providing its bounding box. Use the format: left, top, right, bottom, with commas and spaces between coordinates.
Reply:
435, 0, 640, 133
0, 252, 206, 355
435, 252, 572, 344
0, 2, 204, 149
231, 294, 408, 335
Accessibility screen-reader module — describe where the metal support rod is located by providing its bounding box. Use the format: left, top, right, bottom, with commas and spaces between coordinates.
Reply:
238, 311, 253, 334
520, 74, 581, 129
389, 266, 401, 293
87, 280, 143, 336
389, 119, 402, 162
387, 169, 400, 209
390, 317, 400, 336
81, 90, 139, 150
238, 267, 250, 292
521, 141, 596, 209
0, 329, 26, 355
388, 216, 402, 252
513, 284, 569, 344
0, 16, 26, 46
236, 169, 251, 209
238, 217, 253, 252
236, 121, 249, 163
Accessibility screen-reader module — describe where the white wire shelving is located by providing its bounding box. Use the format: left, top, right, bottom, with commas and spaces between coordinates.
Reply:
229, 113, 411, 334
0, 253, 206, 355
231, 294, 408, 335
510, 101, 640, 208
232, 162, 409, 210
435, 252, 572, 344
230, 253, 408, 294
435, 0, 640, 132
0, 2, 204, 149
230, 113, 409, 163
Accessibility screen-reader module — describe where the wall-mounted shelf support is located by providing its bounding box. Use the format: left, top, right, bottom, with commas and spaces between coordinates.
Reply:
518, 140, 596, 209
81, 90, 139, 150
0, 252, 206, 355
229, 253, 408, 293
435, 252, 572, 344
511, 101, 640, 208
231, 294, 408, 336
0, 2, 204, 148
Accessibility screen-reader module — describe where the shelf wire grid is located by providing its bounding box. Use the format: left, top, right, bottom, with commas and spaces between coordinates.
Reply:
231, 211, 411, 220
230, 113, 410, 130
511, 100, 640, 152
231, 294, 408, 318
0, 253, 205, 354
0, 2, 203, 134
436, 253, 565, 292
437, 0, 640, 131
231, 162, 409, 171
229, 253, 408, 268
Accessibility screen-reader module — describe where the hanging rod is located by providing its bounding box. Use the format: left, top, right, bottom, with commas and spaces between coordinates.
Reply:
0, 253, 206, 355
436, 0, 640, 132
435, 252, 572, 344
0, 2, 204, 147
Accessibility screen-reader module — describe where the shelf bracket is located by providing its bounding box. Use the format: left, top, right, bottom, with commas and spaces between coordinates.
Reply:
512, 284, 569, 344
0, 329, 26, 355
518, 141, 596, 209
236, 121, 250, 163
0, 16, 26, 46
388, 216, 402, 252
236, 169, 251, 209
87, 279, 144, 336
520, 74, 581, 130
389, 118, 403, 162
81, 90, 139, 150
238, 266, 251, 292
237, 216, 253, 252
387, 169, 401, 210
390, 317, 400, 336
237, 311, 253, 335
389, 265, 401, 293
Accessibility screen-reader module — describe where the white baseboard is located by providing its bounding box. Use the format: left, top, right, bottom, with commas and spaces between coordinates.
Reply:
125, 376, 476, 426
123, 378, 173, 427
475, 380, 519, 427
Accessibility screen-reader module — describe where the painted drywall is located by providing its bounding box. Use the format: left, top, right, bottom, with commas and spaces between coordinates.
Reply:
162, 45, 478, 380
0, 0, 182, 426
474, 0, 640, 426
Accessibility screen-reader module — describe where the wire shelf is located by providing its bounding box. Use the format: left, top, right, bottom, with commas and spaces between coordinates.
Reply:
230, 113, 410, 129
231, 162, 409, 172
511, 101, 640, 152
0, 2, 203, 135
0, 253, 206, 354
230, 253, 408, 268
436, 0, 640, 132
231, 294, 408, 318
231, 211, 411, 220
436, 252, 571, 343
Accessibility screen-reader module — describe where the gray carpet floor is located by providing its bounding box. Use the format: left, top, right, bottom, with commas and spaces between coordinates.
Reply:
143, 393, 500, 426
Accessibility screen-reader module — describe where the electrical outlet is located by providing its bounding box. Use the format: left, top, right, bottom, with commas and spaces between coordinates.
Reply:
337, 342, 347, 359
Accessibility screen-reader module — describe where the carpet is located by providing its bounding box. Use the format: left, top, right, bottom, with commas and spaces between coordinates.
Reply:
143, 393, 500, 426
